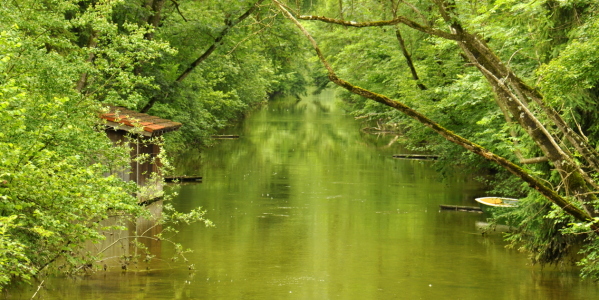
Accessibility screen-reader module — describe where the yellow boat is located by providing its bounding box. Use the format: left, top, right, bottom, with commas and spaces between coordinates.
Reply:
475, 197, 519, 208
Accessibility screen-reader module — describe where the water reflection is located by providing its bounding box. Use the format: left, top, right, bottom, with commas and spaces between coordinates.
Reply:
165, 90, 597, 299
6, 90, 598, 299
86, 201, 165, 272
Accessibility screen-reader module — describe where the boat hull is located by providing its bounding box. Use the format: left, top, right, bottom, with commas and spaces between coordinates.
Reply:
475, 197, 519, 223
475, 197, 519, 208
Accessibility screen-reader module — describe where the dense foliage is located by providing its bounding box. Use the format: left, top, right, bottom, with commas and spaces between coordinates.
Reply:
0, 14, 144, 286
3, 0, 599, 290
276, 0, 599, 279
0, 0, 306, 290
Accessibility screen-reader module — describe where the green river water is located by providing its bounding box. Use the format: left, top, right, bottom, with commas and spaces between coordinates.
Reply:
6, 90, 599, 299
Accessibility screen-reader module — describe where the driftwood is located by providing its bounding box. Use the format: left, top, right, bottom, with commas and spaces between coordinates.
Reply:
439, 205, 483, 213
164, 176, 203, 183
393, 154, 438, 160
210, 135, 240, 139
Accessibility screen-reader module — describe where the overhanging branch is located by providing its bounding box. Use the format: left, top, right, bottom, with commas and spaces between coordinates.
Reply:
297, 14, 461, 41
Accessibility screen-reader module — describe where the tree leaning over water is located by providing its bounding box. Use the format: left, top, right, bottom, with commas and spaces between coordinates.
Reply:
272, 0, 599, 278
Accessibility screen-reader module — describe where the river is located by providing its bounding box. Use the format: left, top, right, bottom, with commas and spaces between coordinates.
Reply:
6, 90, 599, 299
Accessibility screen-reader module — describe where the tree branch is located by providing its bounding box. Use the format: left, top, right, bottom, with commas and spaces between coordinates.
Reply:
395, 28, 426, 90
296, 14, 461, 41
75, 30, 98, 92
170, 0, 188, 22
431, 0, 599, 213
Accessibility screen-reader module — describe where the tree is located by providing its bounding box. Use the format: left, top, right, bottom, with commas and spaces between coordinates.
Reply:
0, 24, 141, 287
0, 1, 211, 289
272, 0, 599, 278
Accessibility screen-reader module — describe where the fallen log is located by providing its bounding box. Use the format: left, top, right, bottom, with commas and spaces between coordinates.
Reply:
164, 176, 203, 183
439, 204, 482, 213
210, 135, 240, 139
393, 154, 439, 160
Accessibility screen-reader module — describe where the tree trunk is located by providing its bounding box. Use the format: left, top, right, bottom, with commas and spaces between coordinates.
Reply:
436, 4, 599, 215
75, 30, 98, 92
144, 0, 167, 41
388, 2, 426, 91
395, 29, 426, 90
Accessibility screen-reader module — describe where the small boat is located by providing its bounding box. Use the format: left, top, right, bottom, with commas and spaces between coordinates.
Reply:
475, 197, 519, 226
474, 197, 519, 208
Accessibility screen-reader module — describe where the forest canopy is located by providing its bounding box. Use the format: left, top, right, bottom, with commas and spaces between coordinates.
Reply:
2, 0, 599, 289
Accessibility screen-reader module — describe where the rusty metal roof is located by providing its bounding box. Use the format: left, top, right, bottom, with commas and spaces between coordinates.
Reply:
100, 106, 182, 137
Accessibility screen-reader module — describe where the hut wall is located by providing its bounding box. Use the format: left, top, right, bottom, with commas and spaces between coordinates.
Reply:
130, 137, 163, 202
106, 130, 131, 182
105, 130, 163, 202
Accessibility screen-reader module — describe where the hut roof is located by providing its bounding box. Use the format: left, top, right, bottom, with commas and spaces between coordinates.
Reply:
100, 106, 182, 137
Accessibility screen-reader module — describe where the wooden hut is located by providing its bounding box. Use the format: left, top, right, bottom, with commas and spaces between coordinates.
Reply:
100, 106, 181, 202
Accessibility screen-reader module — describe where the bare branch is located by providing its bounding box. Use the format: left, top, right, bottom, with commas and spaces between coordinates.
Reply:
398, 0, 429, 25
390, 4, 427, 91
30, 280, 44, 299
471, 56, 599, 195
226, 13, 278, 55
297, 15, 461, 41
520, 157, 548, 164
170, 0, 188, 22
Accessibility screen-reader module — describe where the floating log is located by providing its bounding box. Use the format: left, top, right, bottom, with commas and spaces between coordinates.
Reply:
475, 221, 514, 233
210, 135, 240, 139
360, 127, 400, 134
393, 154, 439, 160
139, 196, 163, 206
439, 205, 482, 213
164, 176, 203, 183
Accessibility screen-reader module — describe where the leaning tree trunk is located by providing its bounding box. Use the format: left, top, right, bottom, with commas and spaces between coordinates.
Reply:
431, 0, 598, 216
